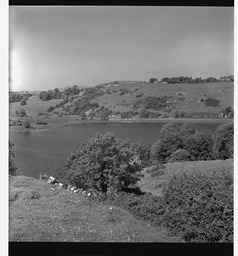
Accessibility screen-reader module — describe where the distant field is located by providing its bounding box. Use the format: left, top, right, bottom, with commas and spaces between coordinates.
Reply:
139, 159, 233, 197
9, 97, 63, 117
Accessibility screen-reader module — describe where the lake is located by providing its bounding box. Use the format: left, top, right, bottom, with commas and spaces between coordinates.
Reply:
9, 121, 228, 178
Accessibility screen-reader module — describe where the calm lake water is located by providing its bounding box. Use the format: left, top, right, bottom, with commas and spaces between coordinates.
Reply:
10, 121, 228, 178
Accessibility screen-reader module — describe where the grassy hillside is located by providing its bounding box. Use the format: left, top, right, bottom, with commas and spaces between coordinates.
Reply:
9, 175, 182, 242
139, 159, 233, 197
94, 81, 233, 115
9, 81, 233, 120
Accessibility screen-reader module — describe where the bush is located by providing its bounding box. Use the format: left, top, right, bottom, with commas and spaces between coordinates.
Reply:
47, 106, 54, 112
36, 120, 48, 125
108, 192, 164, 225
23, 120, 31, 128
19, 109, 26, 117
162, 171, 233, 242
9, 142, 18, 176
205, 98, 220, 107
168, 149, 191, 163
55, 133, 142, 195
20, 99, 27, 106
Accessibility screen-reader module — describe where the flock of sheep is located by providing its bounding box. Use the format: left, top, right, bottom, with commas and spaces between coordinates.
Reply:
39, 174, 92, 197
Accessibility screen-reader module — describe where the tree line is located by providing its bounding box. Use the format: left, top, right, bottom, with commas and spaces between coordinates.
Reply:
149, 75, 234, 84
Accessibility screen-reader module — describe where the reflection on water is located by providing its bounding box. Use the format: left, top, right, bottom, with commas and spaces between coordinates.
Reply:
9, 122, 227, 178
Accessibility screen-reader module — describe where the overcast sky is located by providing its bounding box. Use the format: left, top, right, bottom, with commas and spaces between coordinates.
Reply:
10, 6, 234, 91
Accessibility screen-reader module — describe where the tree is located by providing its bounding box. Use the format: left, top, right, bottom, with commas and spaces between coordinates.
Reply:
151, 134, 183, 163
15, 110, 19, 117
20, 99, 27, 106
182, 131, 214, 161
23, 120, 31, 129
180, 122, 196, 136
72, 85, 79, 95
79, 112, 87, 120
9, 142, 18, 176
213, 123, 234, 159
159, 122, 180, 138
98, 107, 110, 121
149, 78, 158, 83
19, 109, 26, 117
139, 109, 150, 118
56, 133, 142, 195
53, 88, 61, 99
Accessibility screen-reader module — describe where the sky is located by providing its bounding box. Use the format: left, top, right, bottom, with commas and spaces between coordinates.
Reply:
9, 6, 234, 91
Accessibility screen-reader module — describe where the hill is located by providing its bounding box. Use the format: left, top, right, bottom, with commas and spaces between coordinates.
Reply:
9, 81, 233, 120
9, 175, 181, 242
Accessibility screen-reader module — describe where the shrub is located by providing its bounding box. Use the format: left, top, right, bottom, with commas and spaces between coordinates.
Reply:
98, 107, 110, 121
162, 171, 233, 242
55, 132, 142, 195
36, 120, 47, 125
47, 105, 54, 112
108, 192, 164, 225
19, 109, 26, 117
23, 120, 31, 128
168, 149, 191, 163
20, 99, 27, 106
9, 142, 18, 176
205, 98, 220, 107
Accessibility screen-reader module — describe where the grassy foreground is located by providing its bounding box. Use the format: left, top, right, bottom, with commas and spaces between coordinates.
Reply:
9, 175, 182, 242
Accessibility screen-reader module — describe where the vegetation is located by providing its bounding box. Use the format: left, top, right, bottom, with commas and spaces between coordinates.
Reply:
149, 78, 158, 83
160, 75, 233, 84
98, 107, 110, 121
162, 171, 233, 242
9, 142, 18, 176
205, 98, 220, 107
56, 133, 142, 195
213, 123, 233, 160
15, 109, 26, 117
23, 120, 31, 129
20, 99, 27, 106
9, 93, 33, 103
151, 122, 233, 164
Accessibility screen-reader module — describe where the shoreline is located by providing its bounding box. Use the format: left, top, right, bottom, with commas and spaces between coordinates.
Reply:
9, 115, 233, 133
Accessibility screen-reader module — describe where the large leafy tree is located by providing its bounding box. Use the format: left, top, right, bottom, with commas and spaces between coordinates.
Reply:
57, 133, 142, 194
182, 131, 214, 161
213, 123, 234, 160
